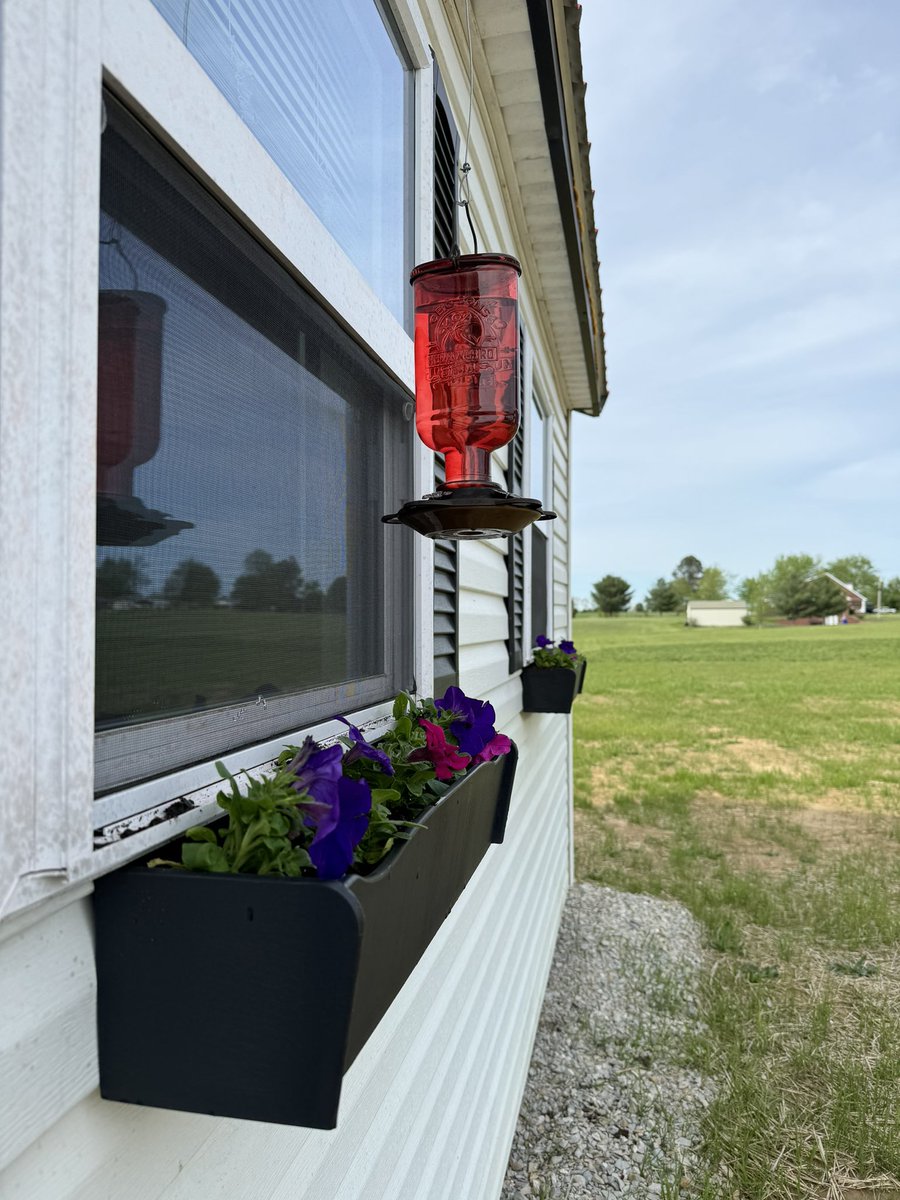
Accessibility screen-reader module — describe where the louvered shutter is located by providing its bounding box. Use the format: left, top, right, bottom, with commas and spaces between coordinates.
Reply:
507, 326, 527, 673
432, 59, 460, 696
433, 58, 459, 259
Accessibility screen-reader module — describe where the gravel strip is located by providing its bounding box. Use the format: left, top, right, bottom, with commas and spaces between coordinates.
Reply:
501, 884, 714, 1199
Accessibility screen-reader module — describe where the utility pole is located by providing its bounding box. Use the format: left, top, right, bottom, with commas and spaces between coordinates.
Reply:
876, 577, 882, 617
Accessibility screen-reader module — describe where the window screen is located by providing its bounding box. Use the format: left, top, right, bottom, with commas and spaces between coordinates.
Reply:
149, 0, 409, 322
95, 95, 413, 794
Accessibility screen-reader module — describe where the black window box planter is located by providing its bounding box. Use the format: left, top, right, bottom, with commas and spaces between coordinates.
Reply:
93, 745, 517, 1130
521, 661, 584, 713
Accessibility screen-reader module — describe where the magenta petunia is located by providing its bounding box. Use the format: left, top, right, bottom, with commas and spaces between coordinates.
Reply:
470, 732, 513, 766
409, 719, 471, 781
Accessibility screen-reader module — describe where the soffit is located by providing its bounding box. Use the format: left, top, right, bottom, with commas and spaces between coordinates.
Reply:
465, 0, 607, 415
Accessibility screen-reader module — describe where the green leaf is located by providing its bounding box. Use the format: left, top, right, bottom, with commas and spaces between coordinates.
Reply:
185, 825, 218, 844
182, 842, 232, 873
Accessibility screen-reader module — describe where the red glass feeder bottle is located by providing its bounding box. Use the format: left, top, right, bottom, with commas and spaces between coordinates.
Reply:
384, 254, 555, 540
97, 290, 166, 496
97, 290, 192, 546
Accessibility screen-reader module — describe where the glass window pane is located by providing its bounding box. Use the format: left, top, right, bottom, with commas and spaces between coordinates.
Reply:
149, 0, 408, 322
95, 95, 413, 792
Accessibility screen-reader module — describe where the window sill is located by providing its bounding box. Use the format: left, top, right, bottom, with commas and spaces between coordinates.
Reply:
92, 698, 401, 871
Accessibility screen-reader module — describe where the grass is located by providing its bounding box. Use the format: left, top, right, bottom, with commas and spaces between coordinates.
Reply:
573, 613, 900, 1199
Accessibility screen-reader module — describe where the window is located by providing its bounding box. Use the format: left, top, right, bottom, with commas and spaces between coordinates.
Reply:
148, 0, 410, 323
95, 94, 413, 794
529, 397, 549, 643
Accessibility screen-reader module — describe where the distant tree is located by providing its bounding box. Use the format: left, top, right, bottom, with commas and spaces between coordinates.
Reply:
163, 559, 221, 607
882, 577, 900, 609
826, 555, 880, 605
645, 577, 679, 613
671, 555, 703, 606
301, 580, 324, 613
792, 575, 847, 618
96, 557, 147, 604
674, 555, 703, 588
592, 575, 633, 616
633, 601, 645, 613
766, 554, 820, 619
695, 566, 730, 601
324, 575, 347, 614
738, 573, 773, 626
231, 550, 306, 611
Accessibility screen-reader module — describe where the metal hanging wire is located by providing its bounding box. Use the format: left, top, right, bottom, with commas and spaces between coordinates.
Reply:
457, 0, 479, 255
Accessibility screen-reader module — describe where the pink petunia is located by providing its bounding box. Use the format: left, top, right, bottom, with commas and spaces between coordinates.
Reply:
471, 733, 512, 766
409, 719, 471, 781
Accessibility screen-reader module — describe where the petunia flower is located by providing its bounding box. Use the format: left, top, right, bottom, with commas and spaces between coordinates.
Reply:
471, 732, 513, 766
284, 737, 344, 835
409, 719, 470, 781
339, 718, 394, 775
559, 639, 576, 657
535, 634, 552, 648
435, 685, 498, 759
308, 776, 372, 880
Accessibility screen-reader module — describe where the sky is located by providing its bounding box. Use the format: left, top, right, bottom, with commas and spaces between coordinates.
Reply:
572, 0, 900, 605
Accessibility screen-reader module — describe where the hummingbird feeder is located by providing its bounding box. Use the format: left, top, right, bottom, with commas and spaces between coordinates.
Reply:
383, 253, 555, 539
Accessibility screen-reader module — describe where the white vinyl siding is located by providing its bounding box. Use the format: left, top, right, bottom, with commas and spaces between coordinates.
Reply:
0, 0, 585, 1196
0, 730, 569, 1199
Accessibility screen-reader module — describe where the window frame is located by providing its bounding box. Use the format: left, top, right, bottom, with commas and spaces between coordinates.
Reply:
0, 0, 436, 921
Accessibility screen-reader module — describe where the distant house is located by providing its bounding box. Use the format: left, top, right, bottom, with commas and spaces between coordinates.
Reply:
823, 573, 868, 614
686, 600, 749, 627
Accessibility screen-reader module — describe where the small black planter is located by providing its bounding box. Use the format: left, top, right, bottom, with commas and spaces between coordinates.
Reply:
521, 663, 580, 713
93, 746, 517, 1130
576, 657, 587, 694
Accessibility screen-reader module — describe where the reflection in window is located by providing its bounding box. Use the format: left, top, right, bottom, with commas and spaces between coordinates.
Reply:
149, 0, 408, 322
96, 95, 412, 792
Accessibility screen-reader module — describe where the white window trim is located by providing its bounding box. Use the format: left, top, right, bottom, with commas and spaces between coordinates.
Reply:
0, 0, 435, 925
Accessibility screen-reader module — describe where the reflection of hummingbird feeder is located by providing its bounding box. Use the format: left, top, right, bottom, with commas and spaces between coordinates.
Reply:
96, 289, 192, 546
383, 253, 555, 539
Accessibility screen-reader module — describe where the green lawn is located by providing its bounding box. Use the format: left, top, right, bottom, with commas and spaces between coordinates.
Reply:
573, 614, 900, 1199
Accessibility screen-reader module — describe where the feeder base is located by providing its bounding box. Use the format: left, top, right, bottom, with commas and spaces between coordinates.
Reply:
383, 487, 556, 540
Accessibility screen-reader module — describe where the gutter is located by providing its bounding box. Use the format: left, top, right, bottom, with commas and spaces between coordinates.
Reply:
526, 0, 608, 416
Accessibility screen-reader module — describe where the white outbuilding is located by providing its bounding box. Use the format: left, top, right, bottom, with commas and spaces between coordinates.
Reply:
686, 600, 749, 627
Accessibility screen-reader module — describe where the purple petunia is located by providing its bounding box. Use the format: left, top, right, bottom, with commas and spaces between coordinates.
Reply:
307, 776, 372, 880
284, 737, 344, 835
435, 685, 498, 760
535, 634, 553, 648
559, 639, 577, 657
339, 718, 395, 775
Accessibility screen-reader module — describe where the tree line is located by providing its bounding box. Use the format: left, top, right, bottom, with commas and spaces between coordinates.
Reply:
96, 550, 348, 614
584, 555, 900, 618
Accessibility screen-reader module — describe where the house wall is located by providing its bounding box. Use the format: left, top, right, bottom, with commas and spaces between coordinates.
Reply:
0, 0, 581, 1196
